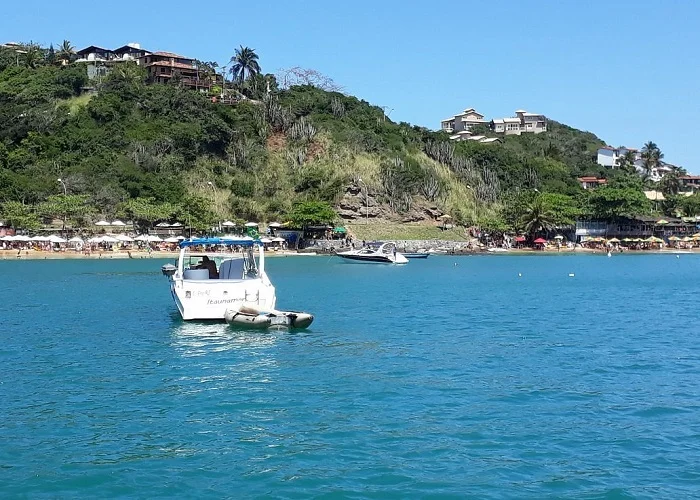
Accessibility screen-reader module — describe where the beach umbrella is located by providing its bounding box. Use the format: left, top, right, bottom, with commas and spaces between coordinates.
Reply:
222, 221, 236, 227
134, 234, 150, 241
68, 237, 84, 244
47, 235, 67, 243
111, 220, 126, 226
533, 238, 547, 244
146, 235, 162, 242
31, 235, 48, 241
155, 222, 171, 227
272, 237, 286, 242
14, 235, 32, 242
514, 236, 526, 242
101, 235, 120, 243
87, 236, 103, 243
95, 220, 110, 226
244, 222, 259, 227
608, 238, 620, 243
692, 233, 700, 238
176, 235, 186, 240
554, 235, 564, 240
646, 236, 663, 243
622, 238, 632, 242
656, 219, 669, 225
1, 235, 15, 241
668, 236, 681, 241
171, 222, 183, 227
268, 222, 282, 228
115, 234, 134, 242
682, 236, 692, 242
164, 236, 180, 243
259, 237, 272, 243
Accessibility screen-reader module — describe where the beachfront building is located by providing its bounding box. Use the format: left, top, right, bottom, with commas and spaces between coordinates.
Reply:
441, 108, 486, 134
578, 177, 607, 190
490, 110, 547, 135
575, 216, 695, 242
75, 43, 151, 80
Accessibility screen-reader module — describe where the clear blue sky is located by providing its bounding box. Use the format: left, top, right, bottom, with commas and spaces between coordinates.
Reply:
4, 0, 700, 171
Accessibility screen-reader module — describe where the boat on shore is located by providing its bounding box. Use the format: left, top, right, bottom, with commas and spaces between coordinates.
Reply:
161, 237, 313, 327
336, 242, 408, 264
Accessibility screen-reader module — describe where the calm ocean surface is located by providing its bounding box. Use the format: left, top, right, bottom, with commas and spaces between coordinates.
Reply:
2, 253, 700, 498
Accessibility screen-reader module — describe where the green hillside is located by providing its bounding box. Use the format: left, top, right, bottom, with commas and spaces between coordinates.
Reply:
1, 42, 692, 234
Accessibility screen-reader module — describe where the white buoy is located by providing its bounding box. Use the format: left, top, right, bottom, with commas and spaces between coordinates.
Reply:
607, 252, 612, 258
677, 255, 680, 259
568, 273, 575, 277
518, 273, 522, 277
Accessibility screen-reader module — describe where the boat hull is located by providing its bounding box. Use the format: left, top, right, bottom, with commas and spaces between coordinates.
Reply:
171, 278, 276, 321
225, 306, 314, 329
403, 253, 430, 259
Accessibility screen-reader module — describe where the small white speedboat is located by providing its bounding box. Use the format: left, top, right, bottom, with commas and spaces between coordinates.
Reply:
336, 242, 408, 264
225, 303, 314, 329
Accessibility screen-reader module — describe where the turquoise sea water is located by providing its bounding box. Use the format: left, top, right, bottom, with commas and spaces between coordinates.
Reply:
2, 254, 700, 498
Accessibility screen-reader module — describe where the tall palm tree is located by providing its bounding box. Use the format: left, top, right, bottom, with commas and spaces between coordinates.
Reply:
57, 39, 75, 64
641, 141, 664, 177
229, 46, 260, 83
520, 196, 555, 238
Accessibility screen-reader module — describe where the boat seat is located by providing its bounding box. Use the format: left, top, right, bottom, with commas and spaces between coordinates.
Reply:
218, 258, 245, 280
183, 269, 209, 280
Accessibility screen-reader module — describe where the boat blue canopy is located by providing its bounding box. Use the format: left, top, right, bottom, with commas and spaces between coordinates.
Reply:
179, 237, 260, 248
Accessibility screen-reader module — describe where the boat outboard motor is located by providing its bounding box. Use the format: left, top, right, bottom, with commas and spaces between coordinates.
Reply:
161, 263, 177, 278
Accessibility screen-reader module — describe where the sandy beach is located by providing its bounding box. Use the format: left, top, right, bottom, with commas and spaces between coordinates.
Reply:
0, 249, 318, 260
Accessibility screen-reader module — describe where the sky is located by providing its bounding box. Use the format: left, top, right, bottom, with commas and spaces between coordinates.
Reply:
3, 0, 700, 171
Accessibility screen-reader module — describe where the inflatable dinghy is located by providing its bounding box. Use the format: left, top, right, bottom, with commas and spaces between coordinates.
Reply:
224, 304, 314, 330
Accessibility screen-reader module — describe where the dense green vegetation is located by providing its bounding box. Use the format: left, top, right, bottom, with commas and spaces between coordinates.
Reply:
1, 41, 696, 235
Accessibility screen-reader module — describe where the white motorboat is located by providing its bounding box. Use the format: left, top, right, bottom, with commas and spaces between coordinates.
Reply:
162, 237, 277, 321
335, 242, 408, 264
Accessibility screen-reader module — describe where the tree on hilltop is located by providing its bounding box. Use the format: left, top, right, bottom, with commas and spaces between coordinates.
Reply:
229, 46, 260, 83
57, 39, 75, 64
641, 141, 663, 177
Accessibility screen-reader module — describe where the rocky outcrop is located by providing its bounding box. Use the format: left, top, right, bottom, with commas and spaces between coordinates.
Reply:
337, 184, 446, 223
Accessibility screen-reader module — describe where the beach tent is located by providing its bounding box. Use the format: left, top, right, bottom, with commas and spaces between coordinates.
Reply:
222, 221, 236, 227
68, 237, 84, 244
31, 235, 48, 241
95, 220, 110, 226
115, 234, 134, 242
101, 236, 120, 243
14, 235, 32, 242
111, 220, 126, 227
171, 222, 183, 227
47, 235, 67, 243
244, 222, 259, 227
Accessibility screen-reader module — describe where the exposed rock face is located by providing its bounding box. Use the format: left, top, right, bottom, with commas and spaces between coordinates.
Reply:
336, 184, 446, 223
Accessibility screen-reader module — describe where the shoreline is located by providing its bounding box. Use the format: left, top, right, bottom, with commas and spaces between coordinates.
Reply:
2, 247, 696, 260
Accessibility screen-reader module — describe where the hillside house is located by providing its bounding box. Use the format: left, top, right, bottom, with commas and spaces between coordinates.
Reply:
140, 51, 216, 91
490, 110, 547, 135
441, 108, 486, 134
75, 43, 151, 80
578, 176, 607, 189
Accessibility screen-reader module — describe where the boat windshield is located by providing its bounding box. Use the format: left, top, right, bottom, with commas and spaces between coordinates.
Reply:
181, 247, 259, 280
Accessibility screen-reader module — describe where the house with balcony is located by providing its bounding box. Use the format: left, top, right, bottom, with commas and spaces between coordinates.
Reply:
140, 51, 216, 91
441, 108, 486, 134
75, 43, 150, 80
680, 175, 700, 192
490, 110, 547, 135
